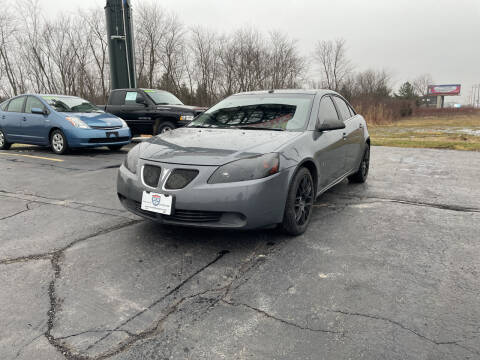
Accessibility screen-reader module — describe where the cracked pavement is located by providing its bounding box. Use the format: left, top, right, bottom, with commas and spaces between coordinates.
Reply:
0, 145, 479, 359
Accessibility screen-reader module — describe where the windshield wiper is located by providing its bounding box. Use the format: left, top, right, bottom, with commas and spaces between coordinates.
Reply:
235, 126, 284, 131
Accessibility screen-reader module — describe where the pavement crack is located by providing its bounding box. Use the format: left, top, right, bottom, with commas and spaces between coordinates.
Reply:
333, 193, 480, 213
330, 309, 480, 356
0, 190, 134, 220
40, 219, 142, 360
223, 300, 343, 336
0, 220, 141, 266
0, 202, 35, 221
55, 329, 135, 341
85, 250, 230, 354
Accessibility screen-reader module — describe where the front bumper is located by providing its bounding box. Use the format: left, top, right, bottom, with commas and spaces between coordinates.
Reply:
117, 159, 294, 230
64, 127, 132, 147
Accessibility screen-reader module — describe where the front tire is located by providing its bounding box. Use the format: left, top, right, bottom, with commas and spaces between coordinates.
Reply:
50, 129, 69, 155
0, 129, 12, 150
281, 167, 315, 236
153, 120, 176, 136
348, 144, 370, 183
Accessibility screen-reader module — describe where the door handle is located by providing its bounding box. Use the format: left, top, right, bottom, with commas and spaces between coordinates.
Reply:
23, 116, 27, 121
359, 123, 363, 128
342, 132, 347, 140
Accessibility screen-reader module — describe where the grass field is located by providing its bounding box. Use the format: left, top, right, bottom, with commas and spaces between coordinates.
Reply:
369, 114, 480, 151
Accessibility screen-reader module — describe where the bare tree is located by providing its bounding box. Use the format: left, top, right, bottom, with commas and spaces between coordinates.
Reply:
413, 73, 433, 97
313, 38, 352, 91
268, 31, 305, 89
134, 1, 167, 88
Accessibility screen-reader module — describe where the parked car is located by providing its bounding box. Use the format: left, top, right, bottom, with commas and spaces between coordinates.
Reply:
0, 94, 131, 154
117, 89, 370, 235
101, 88, 207, 135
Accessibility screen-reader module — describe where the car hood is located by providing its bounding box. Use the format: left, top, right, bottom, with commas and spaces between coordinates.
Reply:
59, 112, 123, 127
140, 127, 302, 166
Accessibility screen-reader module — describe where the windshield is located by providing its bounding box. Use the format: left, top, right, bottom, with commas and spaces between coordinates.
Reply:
144, 90, 183, 105
42, 96, 103, 113
187, 94, 314, 131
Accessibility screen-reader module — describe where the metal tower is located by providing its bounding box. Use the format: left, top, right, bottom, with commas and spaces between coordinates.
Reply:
105, 0, 136, 89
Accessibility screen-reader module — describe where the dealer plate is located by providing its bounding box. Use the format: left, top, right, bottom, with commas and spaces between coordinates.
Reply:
141, 191, 173, 215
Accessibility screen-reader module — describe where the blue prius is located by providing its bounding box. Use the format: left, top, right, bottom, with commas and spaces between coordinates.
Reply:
0, 94, 132, 154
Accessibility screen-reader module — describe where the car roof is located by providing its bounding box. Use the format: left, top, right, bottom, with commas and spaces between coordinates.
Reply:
232, 89, 337, 97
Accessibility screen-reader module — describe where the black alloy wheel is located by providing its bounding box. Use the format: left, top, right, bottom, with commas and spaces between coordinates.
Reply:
348, 144, 370, 183
282, 167, 315, 235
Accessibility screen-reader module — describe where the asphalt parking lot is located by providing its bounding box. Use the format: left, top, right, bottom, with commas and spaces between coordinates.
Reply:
1, 144, 479, 360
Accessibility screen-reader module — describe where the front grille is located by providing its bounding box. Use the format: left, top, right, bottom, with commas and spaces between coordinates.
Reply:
143, 165, 161, 187
166, 210, 222, 223
128, 198, 222, 223
90, 125, 122, 130
88, 136, 130, 143
165, 169, 199, 189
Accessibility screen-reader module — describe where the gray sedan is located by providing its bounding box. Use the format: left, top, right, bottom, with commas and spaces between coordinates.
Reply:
117, 89, 370, 235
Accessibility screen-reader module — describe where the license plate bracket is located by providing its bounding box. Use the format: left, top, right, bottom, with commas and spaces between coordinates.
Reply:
106, 131, 119, 138
141, 191, 174, 215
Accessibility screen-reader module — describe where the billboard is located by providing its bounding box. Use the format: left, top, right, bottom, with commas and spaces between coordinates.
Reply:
427, 84, 461, 96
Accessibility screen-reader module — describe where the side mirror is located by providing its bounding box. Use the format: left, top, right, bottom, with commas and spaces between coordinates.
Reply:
136, 95, 147, 106
31, 107, 48, 115
316, 117, 346, 131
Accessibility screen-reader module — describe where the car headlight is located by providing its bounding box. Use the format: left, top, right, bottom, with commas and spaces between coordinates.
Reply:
179, 114, 194, 121
120, 119, 129, 128
66, 116, 89, 129
123, 144, 140, 174
208, 153, 280, 184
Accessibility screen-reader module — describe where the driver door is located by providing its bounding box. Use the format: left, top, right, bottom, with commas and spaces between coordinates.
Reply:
314, 96, 347, 189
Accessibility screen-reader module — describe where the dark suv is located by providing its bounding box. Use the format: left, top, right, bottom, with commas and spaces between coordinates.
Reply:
102, 89, 206, 135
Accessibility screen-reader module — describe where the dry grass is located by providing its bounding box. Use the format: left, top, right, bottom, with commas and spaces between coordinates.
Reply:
369, 114, 480, 151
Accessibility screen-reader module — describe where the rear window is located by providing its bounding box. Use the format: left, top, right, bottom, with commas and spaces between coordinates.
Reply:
109, 90, 126, 105
6, 97, 25, 113
333, 97, 353, 121
188, 94, 314, 131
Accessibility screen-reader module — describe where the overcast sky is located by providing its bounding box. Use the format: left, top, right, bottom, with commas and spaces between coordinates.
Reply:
38, 0, 480, 103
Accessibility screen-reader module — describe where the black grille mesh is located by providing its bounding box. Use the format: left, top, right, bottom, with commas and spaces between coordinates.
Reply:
143, 165, 161, 187
165, 169, 199, 189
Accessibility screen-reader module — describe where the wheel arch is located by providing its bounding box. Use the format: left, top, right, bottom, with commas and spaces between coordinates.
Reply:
48, 127, 63, 141
295, 159, 318, 194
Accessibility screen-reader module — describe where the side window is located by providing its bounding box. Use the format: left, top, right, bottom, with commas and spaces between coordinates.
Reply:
124, 91, 140, 105
318, 97, 339, 123
333, 97, 352, 121
25, 96, 46, 114
6, 96, 25, 113
110, 91, 126, 105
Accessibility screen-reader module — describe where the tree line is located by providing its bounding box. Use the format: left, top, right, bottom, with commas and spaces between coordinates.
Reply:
0, 0, 433, 122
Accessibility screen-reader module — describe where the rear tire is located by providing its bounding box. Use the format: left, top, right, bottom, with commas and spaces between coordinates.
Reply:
153, 120, 175, 136
348, 144, 370, 183
0, 129, 12, 150
50, 129, 69, 155
281, 167, 315, 236
108, 145, 124, 151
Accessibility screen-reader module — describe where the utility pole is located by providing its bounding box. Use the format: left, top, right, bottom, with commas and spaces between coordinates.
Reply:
105, 0, 136, 90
